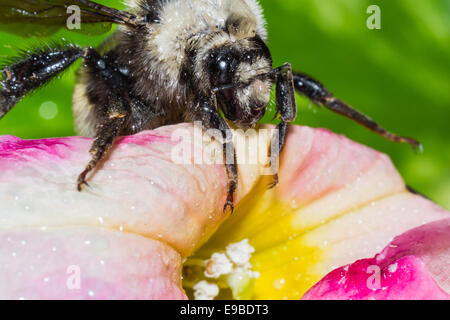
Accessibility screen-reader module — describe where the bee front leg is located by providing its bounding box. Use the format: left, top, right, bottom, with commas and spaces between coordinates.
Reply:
193, 98, 237, 214
77, 97, 128, 191
77, 48, 137, 191
292, 71, 421, 150
269, 63, 297, 188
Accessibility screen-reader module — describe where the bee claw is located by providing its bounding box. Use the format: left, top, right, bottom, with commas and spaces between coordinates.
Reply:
413, 142, 424, 154
267, 182, 277, 189
402, 137, 423, 154
77, 174, 90, 192
77, 180, 90, 192
267, 174, 279, 189
223, 201, 234, 215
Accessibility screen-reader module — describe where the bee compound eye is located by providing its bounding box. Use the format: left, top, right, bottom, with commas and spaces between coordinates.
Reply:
209, 56, 235, 86
217, 58, 232, 84
218, 59, 228, 72
207, 48, 239, 86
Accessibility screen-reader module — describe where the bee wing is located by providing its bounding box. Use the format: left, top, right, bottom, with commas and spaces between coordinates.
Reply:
0, 0, 141, 37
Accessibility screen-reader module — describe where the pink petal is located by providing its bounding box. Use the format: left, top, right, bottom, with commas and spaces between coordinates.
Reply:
302, 219, 450, 300
0, 123, 270, 299
0, 228, 185, 300
0, 124, 232, 257
0, 124, 237, 299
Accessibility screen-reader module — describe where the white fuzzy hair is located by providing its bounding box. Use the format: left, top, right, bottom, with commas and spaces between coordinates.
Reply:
123, 0, 267, 85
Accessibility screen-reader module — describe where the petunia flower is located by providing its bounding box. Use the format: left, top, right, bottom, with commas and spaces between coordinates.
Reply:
0, 123, 448, 299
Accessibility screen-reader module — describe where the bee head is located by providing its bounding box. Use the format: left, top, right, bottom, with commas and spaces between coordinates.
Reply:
203, 36, 273, 128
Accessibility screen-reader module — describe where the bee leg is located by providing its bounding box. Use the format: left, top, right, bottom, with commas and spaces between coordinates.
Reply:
268, 63, 297, 189
77, 98, 127, 191
268, 122, 289, 189
292, 71, 421, 151
77, 47, 137, 191
194, 99, 237, 214
0, 44, 83, 119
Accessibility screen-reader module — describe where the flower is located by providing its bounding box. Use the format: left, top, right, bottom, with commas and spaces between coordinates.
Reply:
0, 124, 448, 299
184, 125, 449, 299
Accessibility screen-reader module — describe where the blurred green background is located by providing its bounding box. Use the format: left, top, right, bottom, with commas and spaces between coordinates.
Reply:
0, 0, 449, 209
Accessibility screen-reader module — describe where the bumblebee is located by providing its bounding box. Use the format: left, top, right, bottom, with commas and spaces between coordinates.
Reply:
0, 0, 419, 212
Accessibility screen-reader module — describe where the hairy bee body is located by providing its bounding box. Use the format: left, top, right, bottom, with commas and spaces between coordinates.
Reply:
73, 0, 270, 137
